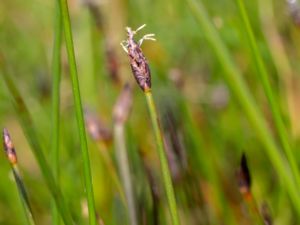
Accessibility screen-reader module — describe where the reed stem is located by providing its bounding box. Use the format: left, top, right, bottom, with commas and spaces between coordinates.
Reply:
145, 91, 180, 225
12, 165, 36, 225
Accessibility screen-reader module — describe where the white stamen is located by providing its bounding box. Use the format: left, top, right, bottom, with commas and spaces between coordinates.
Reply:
120, 41, 129, 53
134, 24, 146, 34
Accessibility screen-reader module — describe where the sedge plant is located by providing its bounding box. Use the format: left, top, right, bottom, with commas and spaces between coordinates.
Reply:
121, 24, 181, 225
0, 58, 74, 225
2, 128, 35, 225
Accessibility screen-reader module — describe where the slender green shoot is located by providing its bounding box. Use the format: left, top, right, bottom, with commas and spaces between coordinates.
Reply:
122, 24, 180, 225
12, 165, 36, 225
58, 0, 97, 224
235, 0, 300, 189
187, 0, 300, 215
51, 0, 63, 224
145, 91, 180, 225
3, 128, 35, 225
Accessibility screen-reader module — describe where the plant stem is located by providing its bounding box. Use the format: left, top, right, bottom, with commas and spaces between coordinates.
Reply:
144, 91, 180, 225
51, 0, 63, 224
114, 123, 137, 225
96, 141, 126, 204
187, 0, 300, 215
235, 0, 300, 189
12, 165, 35, 225
58, 0, 97, 224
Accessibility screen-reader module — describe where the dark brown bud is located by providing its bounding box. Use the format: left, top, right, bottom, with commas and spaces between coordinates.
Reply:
122, 25, 155, 92
84, 109, 112, 143
237, 153, 251, 195
3, 128, 17, 165
113, 83, 133, 124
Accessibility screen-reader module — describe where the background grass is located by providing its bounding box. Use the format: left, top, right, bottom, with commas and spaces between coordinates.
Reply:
1, 0, 300, 224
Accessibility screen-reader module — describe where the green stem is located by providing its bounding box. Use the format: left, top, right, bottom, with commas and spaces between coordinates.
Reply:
58, 0, 97, 224
145, 91, 180, 225
12, 165, 35, 225
235, 0, 300, 189
114, 123, 137, 225
51, 0, 63, 224
96, 141, 126, 204
187, 0, 300, 215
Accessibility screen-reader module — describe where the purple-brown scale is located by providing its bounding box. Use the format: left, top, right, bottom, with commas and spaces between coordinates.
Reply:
3, 128, 17, 165
121, 25, 155, 92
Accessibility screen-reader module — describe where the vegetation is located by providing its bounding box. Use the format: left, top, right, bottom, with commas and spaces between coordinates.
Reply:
1, 0, 300, 224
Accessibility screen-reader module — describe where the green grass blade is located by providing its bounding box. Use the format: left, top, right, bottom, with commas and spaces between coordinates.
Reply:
58, 0, 97, 224
51, 0, 63, 224
187, 0, 300, 215
145, 91, 180, 225
235, 0, 300, 189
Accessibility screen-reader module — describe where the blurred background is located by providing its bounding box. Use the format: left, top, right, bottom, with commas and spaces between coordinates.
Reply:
1, 0, 300, 224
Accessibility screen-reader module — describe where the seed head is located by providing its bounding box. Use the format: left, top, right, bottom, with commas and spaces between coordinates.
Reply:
84, 109, 112, 143
121, 24, 156, 92
237, 153, 251, 195
113, 83, 133, 124
3, 128, 18, 165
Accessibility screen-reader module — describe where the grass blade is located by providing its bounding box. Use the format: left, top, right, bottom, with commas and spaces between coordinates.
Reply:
51, 0, 63, 224
58, 0, 97, 224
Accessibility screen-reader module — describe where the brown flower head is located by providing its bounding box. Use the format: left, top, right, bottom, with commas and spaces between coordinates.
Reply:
3, 128, 17, 165
121, 24, 155, 92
